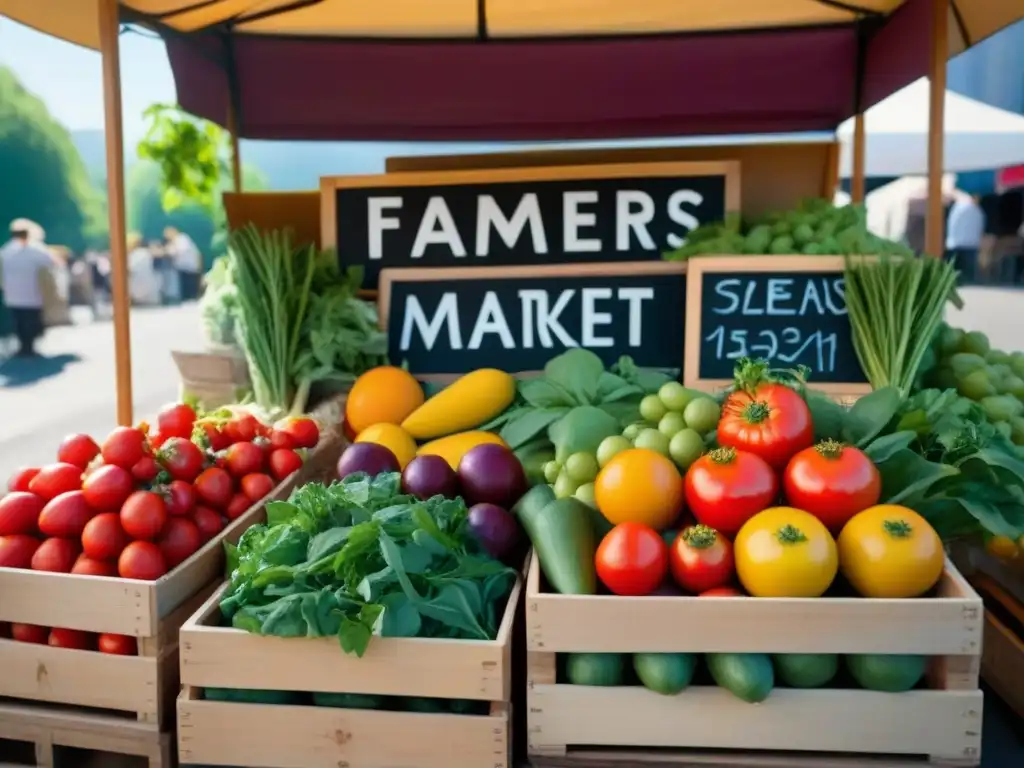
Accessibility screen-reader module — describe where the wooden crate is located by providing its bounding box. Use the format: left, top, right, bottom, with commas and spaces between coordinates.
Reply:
0, 424, 347, 728
525, 554, 983, 767
967, 573, 1024, 721
176, 554, 527, 768
0, 699, 172, 768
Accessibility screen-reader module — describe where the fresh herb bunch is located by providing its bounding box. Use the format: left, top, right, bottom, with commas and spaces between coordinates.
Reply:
808, 387, 1024, 541
220, 473, 517, 657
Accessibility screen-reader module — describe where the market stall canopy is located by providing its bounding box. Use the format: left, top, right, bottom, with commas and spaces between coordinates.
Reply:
838, 77, 1024, 177
3, 0, 1024, 140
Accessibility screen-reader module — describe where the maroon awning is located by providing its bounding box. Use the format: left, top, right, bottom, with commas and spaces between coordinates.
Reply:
164, 0, 936, 142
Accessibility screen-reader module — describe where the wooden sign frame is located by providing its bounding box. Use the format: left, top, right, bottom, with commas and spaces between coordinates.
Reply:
378, 261, 688, 382
321, 160, 739, 298
683, 255, 872, 398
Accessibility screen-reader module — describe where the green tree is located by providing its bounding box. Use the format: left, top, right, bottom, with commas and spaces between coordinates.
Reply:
0, 66, 105, 251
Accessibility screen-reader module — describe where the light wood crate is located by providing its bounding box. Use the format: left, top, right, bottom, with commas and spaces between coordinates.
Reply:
0, 423, 345, 728
967, 572, 1024, 721
525, 554, 984, 768
176, 554, 527, 768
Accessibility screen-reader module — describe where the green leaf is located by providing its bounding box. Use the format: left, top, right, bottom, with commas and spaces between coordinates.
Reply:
863, 431, 916, 464
379, 593, 422, 637
499, 407, 569, 450
338, 604, 384, 658
265, 501, 300, 527
805, 392, 846, 441
970, 447, 1024, 487
841, 387, 901, 447
876, 449, 959, 505
543, 349, 606, 404
519, 378, 578, 408
417, 583, 489, 639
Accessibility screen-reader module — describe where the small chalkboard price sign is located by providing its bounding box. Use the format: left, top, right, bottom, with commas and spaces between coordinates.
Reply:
322, 161, 739, 291
684, 255, 870, 396
378, 262, 687, 378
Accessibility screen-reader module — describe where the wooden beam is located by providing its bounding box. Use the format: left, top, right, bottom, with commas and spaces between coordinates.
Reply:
925, 0, 949, 258
98, 0, 134, 426
226, 102, 243, 193
851, 113, 866, 203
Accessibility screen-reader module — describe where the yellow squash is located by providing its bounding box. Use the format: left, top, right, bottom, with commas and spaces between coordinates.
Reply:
416, 431, 507, 470
401, 368, 516, 440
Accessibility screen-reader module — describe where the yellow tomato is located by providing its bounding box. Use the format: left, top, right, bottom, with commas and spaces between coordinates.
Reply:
986, 535, 1019, 561
355, 423, 417, 469
837, 505, 944, 598
734, 507, 838, 597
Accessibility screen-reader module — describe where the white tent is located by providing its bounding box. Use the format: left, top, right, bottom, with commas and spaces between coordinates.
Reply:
838, 78, 1024, 178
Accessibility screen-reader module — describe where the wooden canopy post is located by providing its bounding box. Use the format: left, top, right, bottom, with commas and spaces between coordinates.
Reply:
226, 102, 243, 192
925, 0, 948, 257
98, 0, 134, 426
851, 113, 867, 203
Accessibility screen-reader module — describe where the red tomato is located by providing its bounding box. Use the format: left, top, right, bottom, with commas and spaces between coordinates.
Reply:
118, 541, 168, 580
201, 424, 231, 452
595, 522, 669, 596
119, 491, 167, 541
223, 415, 259, 445
157, 517, 202, 568
28, 463, 82, 501
81, 512, 129, 560
717, 363, 814, 470
0, 492, 44, 535
225, 442, 264, 477
148, 429, 168, 450
7, 467, 39, 493
669, 525, 735, 593
159, 479, 197, 517
38, 491, 93, 538
101, 427, 149, 469
131, 456, 161, 483
157, 437, 205, 483
684, 447, 779, 536
31, 538, 81, 572
225, 493, 251, 520
71, 554, 118, 577
81, 464, 134, 511
194, 467, 233, 509
782, 440, 882, 532
57, 434, 100, 469
240, 473, 274, 502
268, 429, 295, 451
699, 586, 745, 597
98, 633, 137, 655
11, 623, 49, 643
192, 506, 224, 541
268, 449, 303, 481
279, 417, 319, 449
157, 403, 197, 439
49, 627, 95, 650
0, 534, 41, 568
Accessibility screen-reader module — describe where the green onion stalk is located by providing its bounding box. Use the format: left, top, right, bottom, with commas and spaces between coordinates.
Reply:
227, 225, 316, 416
844, 254, 958, 395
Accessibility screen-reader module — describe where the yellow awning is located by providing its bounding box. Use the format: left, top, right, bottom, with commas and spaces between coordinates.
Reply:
3, 1, 1021, 53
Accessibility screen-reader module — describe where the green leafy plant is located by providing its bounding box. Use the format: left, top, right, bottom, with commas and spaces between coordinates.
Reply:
220, 473, 517, 657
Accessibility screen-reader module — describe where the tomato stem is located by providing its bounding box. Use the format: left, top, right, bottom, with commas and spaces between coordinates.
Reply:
814, 439, 845, 460
776, 524, 808, 544
883, 519, 913, 538
742, 401, 772, 425
682, 524, 719, 549
708, 446, 738, 465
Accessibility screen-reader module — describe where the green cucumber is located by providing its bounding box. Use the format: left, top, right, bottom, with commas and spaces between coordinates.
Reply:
633, 653, 696, 695
846, 654, 927, 692
513, 490, 596, 595
565, 653, 625, 686
204, 688, 304, 705
706, 653, 774, 703
772, 654, 838, 688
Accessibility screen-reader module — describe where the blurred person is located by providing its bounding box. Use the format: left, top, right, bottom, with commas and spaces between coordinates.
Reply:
0, 218, 58, 357
127, 233, 161, 306
945, 194, 985, 284
164, 226, 201, 302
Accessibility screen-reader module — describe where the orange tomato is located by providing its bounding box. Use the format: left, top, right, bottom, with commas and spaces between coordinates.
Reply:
594, 449, 684, 531
345, 367, 425, 434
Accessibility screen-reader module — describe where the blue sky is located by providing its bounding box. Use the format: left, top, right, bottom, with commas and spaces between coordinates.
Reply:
0, 18, 177, 146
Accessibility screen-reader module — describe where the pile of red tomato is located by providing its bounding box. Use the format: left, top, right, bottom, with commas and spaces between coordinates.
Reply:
593, 371, 945, 602
0, 405, 319, 654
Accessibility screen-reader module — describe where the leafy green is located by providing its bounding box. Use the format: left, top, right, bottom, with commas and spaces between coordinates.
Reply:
221, 472, 517, 657
489, 350, 677, 458
813, 385, 1024, 540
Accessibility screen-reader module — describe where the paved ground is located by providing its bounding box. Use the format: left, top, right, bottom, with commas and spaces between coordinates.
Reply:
0, 302, 203, 481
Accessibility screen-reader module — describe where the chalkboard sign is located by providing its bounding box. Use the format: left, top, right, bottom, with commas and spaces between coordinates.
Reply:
379, 263, 687, 378
322, 161, 739, 290
683, 256, 870, 396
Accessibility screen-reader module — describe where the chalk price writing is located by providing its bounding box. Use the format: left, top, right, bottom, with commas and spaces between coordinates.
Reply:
705, 326, 839, 373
